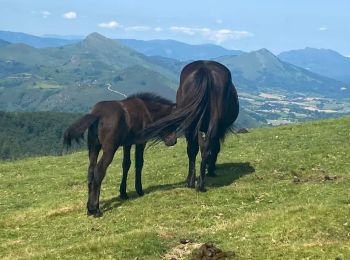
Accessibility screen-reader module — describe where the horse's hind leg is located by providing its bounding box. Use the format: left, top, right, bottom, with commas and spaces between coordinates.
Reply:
197, 134, 209, 192
207, 139, 220, 177
135, 143, 145, 196
87, 146, 118, 217
119, 145, 132, 200
186, 134, 199, 188
87, 129, 101, 192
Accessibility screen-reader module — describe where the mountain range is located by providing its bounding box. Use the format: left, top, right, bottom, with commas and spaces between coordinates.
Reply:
217, 48, 348, 98
0, 31, 349, 127
0, 33, 178, 112
0, 30, 79, 48
279, 47, 350, 84
0, 30, 243, 61
117, 39, 243, 61
1, 31, 349, 85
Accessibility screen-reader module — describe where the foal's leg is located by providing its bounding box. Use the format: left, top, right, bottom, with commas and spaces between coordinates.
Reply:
207, 139, 220, 177
197, 134, 209, 192
135, 143, 146, 196
87, 132, 101, 194
119, 145, 132, 200
186, 135, 199, 188
87, 146, 118, 217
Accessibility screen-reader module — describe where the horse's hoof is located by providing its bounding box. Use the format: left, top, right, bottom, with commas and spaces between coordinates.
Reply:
87, 209, 103, 218
186, 183, 195, 189
137, 190, 144, 196
119, 193, 129, 200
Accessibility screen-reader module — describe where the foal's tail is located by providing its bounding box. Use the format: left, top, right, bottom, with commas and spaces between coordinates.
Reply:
63, 114, 99, 147
139, 66, 212, 141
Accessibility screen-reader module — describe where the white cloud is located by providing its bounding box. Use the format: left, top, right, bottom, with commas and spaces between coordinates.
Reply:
125, 26, 151, 32
318, 27, 328, 31
345, 55, 350, 58
216, 19, 223, 24
98, 21, 120, 29
169, 26, 253, 43
154, 27, 163, 32
208, 29, 253, 43
41, 11, 51, 18
170, 26, 198, 35
62, 11, 77, 20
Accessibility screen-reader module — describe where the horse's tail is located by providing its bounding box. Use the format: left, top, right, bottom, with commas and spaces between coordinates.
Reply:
63, 114, 99, 147
139, 67, 212, 141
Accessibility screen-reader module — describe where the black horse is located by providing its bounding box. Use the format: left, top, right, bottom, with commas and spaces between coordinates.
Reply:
140, 60, 239, 192
64, 93, 176, 217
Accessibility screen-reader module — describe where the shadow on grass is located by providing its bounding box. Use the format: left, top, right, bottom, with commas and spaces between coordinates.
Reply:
101, 181, 185, 213
101, 162, 254, 213
207, 162, 255, 187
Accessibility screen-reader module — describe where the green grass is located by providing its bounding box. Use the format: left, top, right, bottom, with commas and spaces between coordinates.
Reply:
1, 117, 350, 259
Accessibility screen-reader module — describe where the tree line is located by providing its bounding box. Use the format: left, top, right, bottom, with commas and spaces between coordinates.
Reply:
0, 111, 84, 160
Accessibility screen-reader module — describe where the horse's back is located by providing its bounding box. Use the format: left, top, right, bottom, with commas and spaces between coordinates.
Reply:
177, 60, 239, 136
178, 60, 234, 101
91, 100, 123, 117
119, 98, 152, 131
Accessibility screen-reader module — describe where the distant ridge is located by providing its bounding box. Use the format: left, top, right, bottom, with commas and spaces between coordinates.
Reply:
217, 48, 348, 98
0, 39, 10, 47
0, 30, 244, 61
118, 38, 243, 61
279, 47, 350, 84
0, 30, 78, 48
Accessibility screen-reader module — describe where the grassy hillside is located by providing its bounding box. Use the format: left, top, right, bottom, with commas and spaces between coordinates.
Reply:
0, 117, 349, 259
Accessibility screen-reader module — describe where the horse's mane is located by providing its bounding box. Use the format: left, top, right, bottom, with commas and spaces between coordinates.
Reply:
127, 92, 174, 106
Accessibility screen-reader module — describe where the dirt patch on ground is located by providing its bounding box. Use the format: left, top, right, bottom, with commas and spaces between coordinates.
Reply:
292, 174, 341, 184
163, 240, 235, 259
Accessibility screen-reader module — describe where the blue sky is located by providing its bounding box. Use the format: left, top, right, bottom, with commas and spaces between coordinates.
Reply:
0, 0, 349, 55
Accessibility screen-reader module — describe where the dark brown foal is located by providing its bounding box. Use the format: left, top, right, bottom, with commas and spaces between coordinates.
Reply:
64, 93, 176, 217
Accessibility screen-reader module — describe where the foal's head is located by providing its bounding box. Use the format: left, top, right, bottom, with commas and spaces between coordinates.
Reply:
131, 92, 178, 146
154, 98, 177, 146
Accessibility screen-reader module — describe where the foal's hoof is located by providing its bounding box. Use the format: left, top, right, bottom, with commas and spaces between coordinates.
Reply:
87, 209, 103, 218
196, 187, 207, 192
119, 193, 129, 200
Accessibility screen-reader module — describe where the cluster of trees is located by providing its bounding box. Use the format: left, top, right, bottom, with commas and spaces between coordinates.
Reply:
0, 111, 84, 160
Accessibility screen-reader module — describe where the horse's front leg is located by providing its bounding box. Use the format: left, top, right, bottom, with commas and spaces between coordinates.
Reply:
135, 143, 145, 196
119, 145, 132, 200
87, 146, 118, 217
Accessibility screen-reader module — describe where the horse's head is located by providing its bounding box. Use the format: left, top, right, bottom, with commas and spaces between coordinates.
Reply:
160, 104, 177, 146
161, 131, 177, 146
